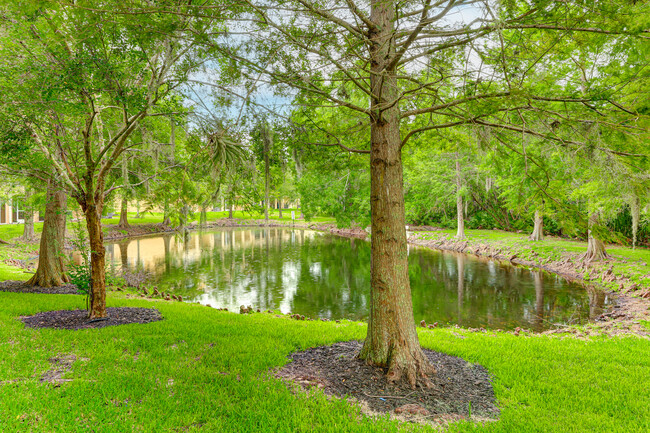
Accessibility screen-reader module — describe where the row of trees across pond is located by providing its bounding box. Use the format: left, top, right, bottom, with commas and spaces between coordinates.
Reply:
0, 1, 648, 387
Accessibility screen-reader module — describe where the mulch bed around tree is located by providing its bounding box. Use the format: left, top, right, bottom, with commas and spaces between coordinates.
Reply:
21, 307, 163, 330
0, 280, 78, 295
276, 341, 499, 424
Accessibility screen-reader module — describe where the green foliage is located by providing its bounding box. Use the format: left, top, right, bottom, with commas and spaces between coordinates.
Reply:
67, 219, 91, 309
67, 263, 91, 297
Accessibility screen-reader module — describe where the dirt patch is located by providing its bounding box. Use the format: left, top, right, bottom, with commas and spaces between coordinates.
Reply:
21, 307, 162, 330
276, 341, 499, 426
40, 354, 79, 385
3, 257, 36, 271
0, 280, 78, 295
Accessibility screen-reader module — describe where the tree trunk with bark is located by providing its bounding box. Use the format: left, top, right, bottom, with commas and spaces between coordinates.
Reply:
631, 195, 640, 249
162, 197, 171, 226
22, 188, 35, 241
358, 1, 434, 388
84, 201, 107, 318
200, 206, 207, 227
583, 211, 608, 262
278, 198, 283, 219
117, 197, 130, 229
179, 205, 189, 230
263, 124, 271, 225
455, 155, 465, 240
28, 180, 69, 287
529, 209, 544, 241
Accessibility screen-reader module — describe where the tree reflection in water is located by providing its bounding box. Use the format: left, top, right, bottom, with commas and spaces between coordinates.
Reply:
105, 228, 611, 330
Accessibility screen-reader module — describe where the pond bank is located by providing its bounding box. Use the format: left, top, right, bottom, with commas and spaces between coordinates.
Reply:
3, 219, 649, 335
102, 219, 650, 336
408, 230, 650, 337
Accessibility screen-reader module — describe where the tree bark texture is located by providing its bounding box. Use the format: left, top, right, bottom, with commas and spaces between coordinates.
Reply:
28, 180, 69, 287
85, 202, 107, 318
22, 188, 35, 240
455, 156, 465, 240
263, 124, 271, 225
118, 197, 130, 228
358, 0, 434, 388
530, 210, 544, 241
162, 197, 171, 226
584, 211, 607, 262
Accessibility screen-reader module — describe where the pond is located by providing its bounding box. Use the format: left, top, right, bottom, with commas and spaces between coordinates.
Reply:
105, 227, 611, 331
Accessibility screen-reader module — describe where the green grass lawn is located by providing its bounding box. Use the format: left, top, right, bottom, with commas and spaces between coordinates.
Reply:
0, 263, 31, 281
0, 222, 44, 241
0, 291, 648, 432
423, 229, 650, 262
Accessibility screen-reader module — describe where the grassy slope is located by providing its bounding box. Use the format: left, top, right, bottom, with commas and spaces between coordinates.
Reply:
418, 229, 650, 292
0, 292, 649, 433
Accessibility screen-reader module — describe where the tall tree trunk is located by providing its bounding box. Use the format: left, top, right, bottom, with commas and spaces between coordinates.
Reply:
278, 198, 283, 219
85, 202, 107, 319
117, 197, 130, 228
179, 205, 188, 230
228, 203, 233, 219
631, 195, 640, 249
529, 209, 544, 241
22, 188, 35, 241
293, 149, 304, 220
358, 1, 434, 388
263, 124, 271, 225
28, 180, 69, 287
162, 197, 171, 226
583, 211, 607, 262
455, 155, 465, 240
200, 206, 207, 228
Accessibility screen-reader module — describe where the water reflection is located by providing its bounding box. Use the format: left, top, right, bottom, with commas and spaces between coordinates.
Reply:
105, 228, 610, 330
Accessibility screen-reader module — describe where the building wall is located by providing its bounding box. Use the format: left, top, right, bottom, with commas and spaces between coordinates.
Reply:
0, 201, 41, 225
0, 203, 12, 224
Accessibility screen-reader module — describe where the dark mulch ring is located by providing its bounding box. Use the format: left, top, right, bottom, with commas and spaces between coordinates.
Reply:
21, 307, 163, 330
277, 341, 499, 426
0, 280, 79, 295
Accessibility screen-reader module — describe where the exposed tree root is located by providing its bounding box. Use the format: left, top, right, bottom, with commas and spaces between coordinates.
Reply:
582, 237, 608, 263
360, 341, 436, 389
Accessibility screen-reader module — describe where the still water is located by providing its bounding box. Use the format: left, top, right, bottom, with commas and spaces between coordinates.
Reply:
105, 228, 610, 331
